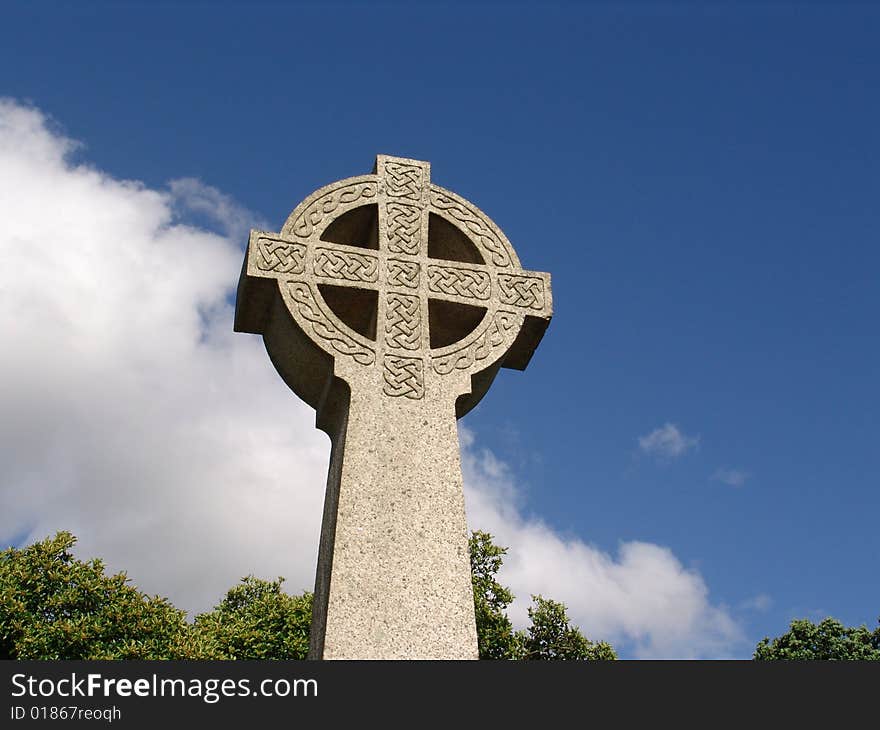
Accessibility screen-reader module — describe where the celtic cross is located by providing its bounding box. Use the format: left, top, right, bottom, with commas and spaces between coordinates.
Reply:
235, 155, 552, 659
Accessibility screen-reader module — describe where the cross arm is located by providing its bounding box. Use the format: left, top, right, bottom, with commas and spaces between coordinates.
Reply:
424, 261, 553, 372
499, 269, 553, 370
234, 231, 302, 334
425, 262, 552, 317
234, 230, 385, 334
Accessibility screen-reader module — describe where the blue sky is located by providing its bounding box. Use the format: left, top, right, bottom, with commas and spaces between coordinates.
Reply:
1, 2, 877, 658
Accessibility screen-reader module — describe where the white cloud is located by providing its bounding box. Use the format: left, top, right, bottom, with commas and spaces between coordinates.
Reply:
712, 468, 750, 487
740, 594, 772, 612
167, 177, 266, 241
0, 99, 746, 657
638, 423, 699, 460
461, 435, 746, 658
0, 98, 329, 611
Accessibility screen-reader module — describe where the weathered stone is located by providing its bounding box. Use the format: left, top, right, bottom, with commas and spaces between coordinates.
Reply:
234, 155, 552, 659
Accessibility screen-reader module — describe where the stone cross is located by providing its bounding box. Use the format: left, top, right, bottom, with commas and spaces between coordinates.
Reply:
234, 155, 552, 659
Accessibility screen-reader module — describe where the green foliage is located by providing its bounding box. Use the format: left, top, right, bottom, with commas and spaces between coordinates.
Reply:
0, 533, 310, 660
3, 530, 616, 660
469, 530, 520, 659
193, 577, 312, 659
521, 595, 617, 660
469, 530, 616, 660
12, 532, 880, 662
0, 531, 216, 659
754, 617, 880, 660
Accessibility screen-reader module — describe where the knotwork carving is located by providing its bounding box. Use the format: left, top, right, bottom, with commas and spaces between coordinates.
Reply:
385, 293, 421, 351
242, 157, 550, 397
431, 311, 518, 375
427, 265, 491, 301
498, 274, 545, 310
385, 163, 422, 201
289, 182, 377, 239
383, 355, 424, 400
313, 248, 378, 283
387, 259, 419, 289
255, 237, 306, 274
386, 202, 421, 255
431, 192, 511, 268
287, 282, 375, 366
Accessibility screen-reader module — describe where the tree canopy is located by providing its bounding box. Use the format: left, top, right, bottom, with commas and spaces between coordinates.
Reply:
7, 531, 880, 660
0, 531, 209, 659
2, 530, 615, 660
521, 595, 618, 660
469, 529, 520, 658
754, 617, 880, 660
192, 576, 312, 660
469, 530, 617, 660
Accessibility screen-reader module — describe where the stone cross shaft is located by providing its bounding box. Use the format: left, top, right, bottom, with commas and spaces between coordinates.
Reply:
235, 155, 552, 659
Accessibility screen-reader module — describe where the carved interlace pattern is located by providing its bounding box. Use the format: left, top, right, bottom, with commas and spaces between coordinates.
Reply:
287, 282, 375, 366
385, 293, 421, 351
313, 248, 378, 283
386, 202, 421, 255
431, 192, 510, 268
498, 274, 545, 310
432, 311, 518, 375
427, 265, 491, 301
255, 237, 306, 274
254, 161, 545, 380
385, 163, 422, 201
387, 259, 420, 289
290, 182, 377, 239
383, 355, 424, 399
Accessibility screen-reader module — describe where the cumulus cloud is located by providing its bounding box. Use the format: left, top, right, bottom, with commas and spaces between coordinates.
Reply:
0, 99, 746, 657
638, 423, 699, 460
167, 177, 265, 241
712, 468, 750, 487
462, 433, 745, 658
0, 98, 329, 611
